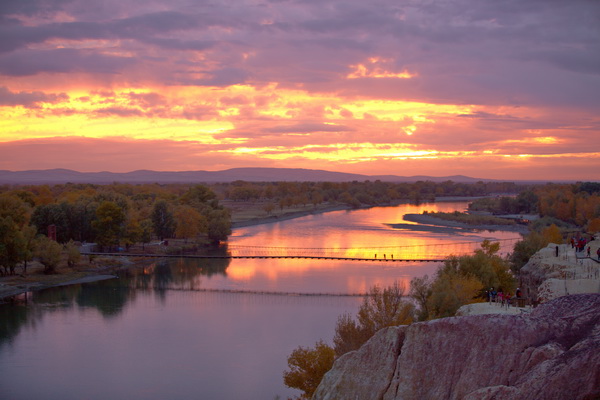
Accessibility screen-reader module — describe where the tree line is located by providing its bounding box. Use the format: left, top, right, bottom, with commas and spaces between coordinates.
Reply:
217, 179, 526, 208
468, 182, 600, 232
0, 183, 231, 275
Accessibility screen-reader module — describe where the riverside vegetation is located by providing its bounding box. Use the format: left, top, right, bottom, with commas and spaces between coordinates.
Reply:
0, 179, 526, 278
0, 180, 597, 291
282, 182, 600, 399
1, 179, 599, 397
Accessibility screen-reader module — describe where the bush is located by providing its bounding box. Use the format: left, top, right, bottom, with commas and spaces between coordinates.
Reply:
34, 235, 63, 274
65, 240, 81, 267
333, 283, 414, 357
283, 340, 335, 399
410, 240, 515, 320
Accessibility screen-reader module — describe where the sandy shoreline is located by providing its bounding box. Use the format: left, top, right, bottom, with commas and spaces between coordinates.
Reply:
0, 272, 119, 302
231, 196, 492, 229
231, 204, 351, 228
401, 213, 530, 234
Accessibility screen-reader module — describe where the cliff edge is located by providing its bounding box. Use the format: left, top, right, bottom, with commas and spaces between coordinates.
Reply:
313, 293, 600, 400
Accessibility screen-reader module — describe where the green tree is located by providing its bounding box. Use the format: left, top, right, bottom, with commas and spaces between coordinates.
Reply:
20, 225, 37, 274
0, 216, 25, 275
181, 184, 217, 206
139, 219, 154, 250
510, 231, 551, 273
123, 218, 143, 250
174, 205, 206, 242
427, 274, 483, 319
30, 202, 70, 243
206, 209, 231, 244
34, 235, 63, 274
0, 194, 30, 228
151, 200, 175, 240
421, 240, 514, 319
92, 201, 126, 250
65, 240, 81, 267
283, 340, 335, 399
409, 274, 433, 321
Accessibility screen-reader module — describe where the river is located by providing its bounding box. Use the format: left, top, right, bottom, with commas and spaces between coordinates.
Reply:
0, 201, 521, 399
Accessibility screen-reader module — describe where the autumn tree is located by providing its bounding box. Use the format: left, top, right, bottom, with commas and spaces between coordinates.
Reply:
427, 274, 483, 318
263, 202, 275, 215
0, 194, 30, 228
174, 205, 206, 242
409, 274, 433, 321
588, 218, 600, 234
139, 219, 153, 249
0, 194, 31, 275
541, 224, 562, 244
411, 240, 515, 320
510, 225, 564, 273
65, 240, 81, 267
34, 235, 63, 274
20, 225, 37, 274
283, 340, 335, 399
333, 283, 414, 357
92, 201, 126, 251
123, 218, 143, 250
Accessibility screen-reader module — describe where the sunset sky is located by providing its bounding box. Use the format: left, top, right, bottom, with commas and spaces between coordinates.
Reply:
1, 0, 599, 180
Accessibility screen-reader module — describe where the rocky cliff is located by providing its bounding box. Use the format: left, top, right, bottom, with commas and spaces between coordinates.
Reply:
313, 294, 600, 400
519, 243, 600, 303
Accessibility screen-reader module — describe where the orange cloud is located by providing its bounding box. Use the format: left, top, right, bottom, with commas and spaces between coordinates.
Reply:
347, 57, 416, 79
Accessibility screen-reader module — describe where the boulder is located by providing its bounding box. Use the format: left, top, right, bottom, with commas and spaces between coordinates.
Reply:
313, 294, 600, 400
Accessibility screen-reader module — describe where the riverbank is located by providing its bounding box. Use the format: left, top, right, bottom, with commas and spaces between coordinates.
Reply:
0, 257, 144, 302
230, 196, 492, 229
1, 196, 492, 301
230, 202, 351, 228
401, 213, 530, 234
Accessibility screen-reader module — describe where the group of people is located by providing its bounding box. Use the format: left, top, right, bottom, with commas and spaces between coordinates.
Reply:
571, 237, 590, 255
570, 236, 599, 259
486, 287, 521, 309
571, 237, 589, 252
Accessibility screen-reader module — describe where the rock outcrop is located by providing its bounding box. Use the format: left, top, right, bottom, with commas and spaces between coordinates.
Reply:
313, 294, 600, 400
520, 243, 600, 303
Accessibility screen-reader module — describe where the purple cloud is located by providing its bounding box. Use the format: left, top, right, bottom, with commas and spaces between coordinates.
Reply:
0, 86, 68, 107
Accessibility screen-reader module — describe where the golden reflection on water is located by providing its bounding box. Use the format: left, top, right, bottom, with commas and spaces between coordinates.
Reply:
219, 202, 522, 294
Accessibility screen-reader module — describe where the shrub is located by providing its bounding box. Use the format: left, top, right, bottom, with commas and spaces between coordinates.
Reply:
283, 340, 335, 399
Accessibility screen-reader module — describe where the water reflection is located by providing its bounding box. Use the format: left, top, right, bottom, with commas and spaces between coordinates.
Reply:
222, 202, 521, 293
0, 201, 523, 399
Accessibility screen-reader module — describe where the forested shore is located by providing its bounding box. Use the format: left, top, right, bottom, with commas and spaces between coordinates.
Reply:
1, 180, 599, 301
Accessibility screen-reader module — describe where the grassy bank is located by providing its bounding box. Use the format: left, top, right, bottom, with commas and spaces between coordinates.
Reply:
422, 211, 517, 226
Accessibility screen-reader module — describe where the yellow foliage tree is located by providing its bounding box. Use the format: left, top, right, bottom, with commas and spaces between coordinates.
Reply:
427, 274, 483, 319
542, 224, 562, 244
333, 283, 414, 357
283, 340, 335, 399
174, 205, 207, 242
587, 218, 600, 234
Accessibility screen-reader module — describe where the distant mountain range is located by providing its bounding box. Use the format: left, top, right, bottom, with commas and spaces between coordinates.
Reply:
0, 168, 520, 184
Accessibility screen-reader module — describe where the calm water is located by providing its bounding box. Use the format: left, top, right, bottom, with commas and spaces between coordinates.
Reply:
0, 202, 520, 399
